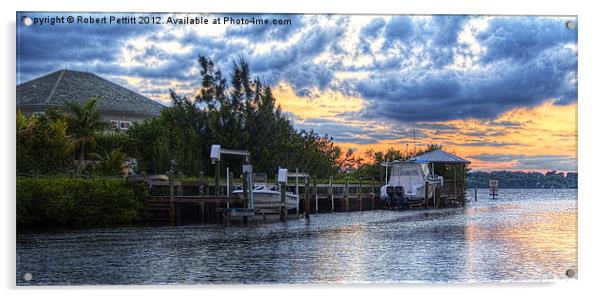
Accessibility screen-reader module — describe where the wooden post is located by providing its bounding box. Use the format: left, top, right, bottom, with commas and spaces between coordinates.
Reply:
304, 177, 310, 218
371, 178, 376, 210
178, 172, 184, 196
329, 176, 334, 212
214, 161, 221, 196
198, 171, 205, 196
168, 170, 175, 225
358, 179, 363, 211
242, 173, 248, 208
344, 177, 350, 212
280, 182, 287, 221
200, 201, 205, 223
474, 188, 478, 202
435, 184, 440, 209
424, 181, 429, 209
313, 177, 318, 213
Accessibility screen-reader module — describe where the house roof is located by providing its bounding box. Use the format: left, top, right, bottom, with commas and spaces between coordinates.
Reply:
411, 149, 471, 164
16, 70, 165, 117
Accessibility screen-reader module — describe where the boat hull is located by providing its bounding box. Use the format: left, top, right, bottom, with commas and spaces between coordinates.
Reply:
233, 191, 299, 210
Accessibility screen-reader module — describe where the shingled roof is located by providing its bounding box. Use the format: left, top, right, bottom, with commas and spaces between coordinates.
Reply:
17, 70, 165, 116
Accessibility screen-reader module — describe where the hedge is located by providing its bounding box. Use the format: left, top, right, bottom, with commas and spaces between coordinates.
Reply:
17, 176, 147, 227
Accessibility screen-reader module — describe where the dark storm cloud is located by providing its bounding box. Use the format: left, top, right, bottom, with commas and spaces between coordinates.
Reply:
477, 17, 577, 64
17, 12, 158, 83
361, 18, 386, 38
359, 43, 577, 122
17, 13, 578, 131
382, 16, 414, 48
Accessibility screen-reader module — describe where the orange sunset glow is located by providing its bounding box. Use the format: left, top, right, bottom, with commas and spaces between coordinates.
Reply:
275, 89, 577, 172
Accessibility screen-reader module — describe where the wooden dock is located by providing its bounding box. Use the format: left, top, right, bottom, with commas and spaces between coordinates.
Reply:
140, 176, 465, 224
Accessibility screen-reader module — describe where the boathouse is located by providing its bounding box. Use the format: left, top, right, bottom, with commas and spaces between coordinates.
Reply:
411, 149, 471, 204
16, 69, 165, 130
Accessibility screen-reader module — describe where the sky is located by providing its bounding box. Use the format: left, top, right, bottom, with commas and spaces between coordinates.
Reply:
16, 13, 578, 172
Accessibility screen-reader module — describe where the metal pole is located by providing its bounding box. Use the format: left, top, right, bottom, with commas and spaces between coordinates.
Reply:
248, 170, 254, 210
385, 161, 389, 184
226, 167, 230, 197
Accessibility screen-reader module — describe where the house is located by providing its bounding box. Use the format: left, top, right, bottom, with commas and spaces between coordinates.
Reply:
16, 69, 165, 130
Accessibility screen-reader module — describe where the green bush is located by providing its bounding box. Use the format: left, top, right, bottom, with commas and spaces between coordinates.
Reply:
16, 176, 147, 227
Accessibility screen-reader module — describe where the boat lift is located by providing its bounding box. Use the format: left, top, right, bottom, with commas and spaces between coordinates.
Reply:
210, 144, 254, 212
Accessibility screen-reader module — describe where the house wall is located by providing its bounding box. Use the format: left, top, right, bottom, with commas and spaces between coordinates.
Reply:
17, 106, 158, 130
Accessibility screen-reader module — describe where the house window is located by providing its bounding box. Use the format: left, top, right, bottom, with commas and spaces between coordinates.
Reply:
110, 120, 119, 129
119, 121, 131, 130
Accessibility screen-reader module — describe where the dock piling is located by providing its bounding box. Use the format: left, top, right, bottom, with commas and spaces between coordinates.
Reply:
425, 181, 429, 209
358, 179, 363, 211
214, 161, 221, 196
371, 178, 376, 210
178, 172, 184, 196
344, 177, 350, 212
304, 177, 310, 219
280, 182, 287, 221
313, 177, 318, 213
198, 171, 205, 195
329, 177, 334, 212
168, 170, 175, 225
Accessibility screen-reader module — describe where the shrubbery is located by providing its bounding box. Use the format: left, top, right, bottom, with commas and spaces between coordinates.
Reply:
17, 176, 147, 227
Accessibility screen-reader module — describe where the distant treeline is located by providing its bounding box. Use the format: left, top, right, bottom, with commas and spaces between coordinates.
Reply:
467, 171, 577, 189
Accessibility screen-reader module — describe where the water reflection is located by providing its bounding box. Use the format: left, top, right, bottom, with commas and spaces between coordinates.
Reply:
17, 189, 577, 284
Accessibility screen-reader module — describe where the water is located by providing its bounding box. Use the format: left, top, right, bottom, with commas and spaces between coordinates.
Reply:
16, 189, 577, 285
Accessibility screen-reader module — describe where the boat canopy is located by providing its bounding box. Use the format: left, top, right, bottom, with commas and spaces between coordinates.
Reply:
388, 162, 430, 195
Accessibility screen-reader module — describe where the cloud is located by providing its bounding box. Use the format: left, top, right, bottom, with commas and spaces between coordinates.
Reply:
16, 13, 578, 172
477, 17, 577, 64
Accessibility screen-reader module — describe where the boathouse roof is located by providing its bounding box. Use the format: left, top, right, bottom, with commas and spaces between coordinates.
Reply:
411, 149, 471, 164
17, 69, 165, 117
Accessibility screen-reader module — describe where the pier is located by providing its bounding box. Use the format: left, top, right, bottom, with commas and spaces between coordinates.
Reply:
142, 177, 384, 224
140, 175, 466, 224
137, 147, 469, 225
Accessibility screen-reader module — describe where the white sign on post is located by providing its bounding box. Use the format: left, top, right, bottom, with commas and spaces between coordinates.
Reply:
277, 168, 288, 185
489, 180, 499, 198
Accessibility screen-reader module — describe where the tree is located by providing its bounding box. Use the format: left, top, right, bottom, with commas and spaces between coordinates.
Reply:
88, 148, 127, 176
129, 55, 342, 178
16, 111, 73, 174
64, 97, 108, 173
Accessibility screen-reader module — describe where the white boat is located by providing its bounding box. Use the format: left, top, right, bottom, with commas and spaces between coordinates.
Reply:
380, 161, 440, 205
232, 184, 300, 211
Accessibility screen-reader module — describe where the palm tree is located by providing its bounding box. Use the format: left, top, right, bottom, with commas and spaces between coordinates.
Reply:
64, 97, 108, 173
87, 148, 127, 176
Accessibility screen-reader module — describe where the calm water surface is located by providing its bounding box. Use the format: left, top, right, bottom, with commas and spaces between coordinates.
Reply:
16, 189, 577, 284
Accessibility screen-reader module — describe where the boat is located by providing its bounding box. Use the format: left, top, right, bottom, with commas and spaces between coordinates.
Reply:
232, 184, 300, 211
380, 161, 441, 206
